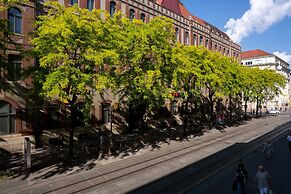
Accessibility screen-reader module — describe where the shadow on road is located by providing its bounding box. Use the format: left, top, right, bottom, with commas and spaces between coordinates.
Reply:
128, 120, 291, 194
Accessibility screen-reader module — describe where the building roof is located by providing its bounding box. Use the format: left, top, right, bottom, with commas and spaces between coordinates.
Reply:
241, 49, 272, 59
157, 0, 228, 38
158, 0, 181, 15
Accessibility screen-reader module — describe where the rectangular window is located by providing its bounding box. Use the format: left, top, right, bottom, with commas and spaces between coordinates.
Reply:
70, 0, 78, 5
87, 0, 94, 11
14, 16, 22, 34
102, 104, 111, 124
175, 28, 179, 42
171, 101, 178, 115
8, 55, 22, 81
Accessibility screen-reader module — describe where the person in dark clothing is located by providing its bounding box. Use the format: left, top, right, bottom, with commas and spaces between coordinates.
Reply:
58, 132, 64, 148
233, 160, 248, 194
287, 132, 291, 152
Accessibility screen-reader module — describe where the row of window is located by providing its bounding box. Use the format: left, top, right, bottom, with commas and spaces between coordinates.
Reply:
173, 28, 242, 58
110, 1, 146, 22
70, 0, 95, 11
175, 29, 210, 48
0, 100, 111, 135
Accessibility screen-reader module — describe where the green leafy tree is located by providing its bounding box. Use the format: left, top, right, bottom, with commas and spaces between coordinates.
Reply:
32, 2, 120, 157
114, 16, 175, 130
218, 57, 242, 121
240, 66, 286, 116
171, 44, 204, 135
198, 49, 224, 122
253, 68, 286, 115
0, 0, 27, 11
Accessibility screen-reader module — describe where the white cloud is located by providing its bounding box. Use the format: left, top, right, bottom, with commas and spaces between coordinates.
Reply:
224, 0, 291, 43
273, 51, 291, 64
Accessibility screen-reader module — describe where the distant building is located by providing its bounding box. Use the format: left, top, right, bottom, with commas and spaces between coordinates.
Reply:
241, 49, 290, 112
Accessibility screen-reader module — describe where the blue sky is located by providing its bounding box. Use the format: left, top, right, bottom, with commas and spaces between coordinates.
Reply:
181, 0, 291, 64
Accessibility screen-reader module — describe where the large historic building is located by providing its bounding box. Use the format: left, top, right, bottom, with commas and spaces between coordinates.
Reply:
241, 49, 291, 112
0, 0, 241, 140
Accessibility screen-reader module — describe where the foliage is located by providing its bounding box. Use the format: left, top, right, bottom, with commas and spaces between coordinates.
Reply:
0, 0, 27, 11
32, 2, 120, 114
113, 16, 175, 110
171, 44, 203, 100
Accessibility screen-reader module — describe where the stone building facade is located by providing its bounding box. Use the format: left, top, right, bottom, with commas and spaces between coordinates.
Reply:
0, 0, 241, 138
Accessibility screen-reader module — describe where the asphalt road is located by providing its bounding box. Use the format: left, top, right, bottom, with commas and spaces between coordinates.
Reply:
186, 129, 291, 194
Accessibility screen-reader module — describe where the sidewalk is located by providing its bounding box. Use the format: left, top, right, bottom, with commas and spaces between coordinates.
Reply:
0, 115, 290, 194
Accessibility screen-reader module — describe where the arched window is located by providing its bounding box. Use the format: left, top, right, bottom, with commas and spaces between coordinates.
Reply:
206, 39, 209, 49
129, 9, 135, 20
70, 0, 78, 5
199, 35, 203, 45
110, 1, 116, 17
175, 27, 179, 41
0, 101, 16, 135
87, 0, 94, 11
185, 31, 189, 45
193, 34, 197, 45
140, 13, 146, 22
8, 7, 22, 34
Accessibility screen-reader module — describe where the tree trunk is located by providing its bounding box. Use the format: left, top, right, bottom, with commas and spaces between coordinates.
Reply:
208, 90, 214, 123
244, 100, 248, 118
183, 97, 189, 136
69, 105, 77, 158
256, 96, 259, 116
229, 95, 233, 122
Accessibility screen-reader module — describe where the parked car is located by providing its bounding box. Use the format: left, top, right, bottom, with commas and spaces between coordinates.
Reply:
267, 109, 280, 115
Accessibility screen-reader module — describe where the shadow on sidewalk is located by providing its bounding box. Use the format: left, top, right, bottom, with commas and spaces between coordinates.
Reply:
0, 116, 254, 183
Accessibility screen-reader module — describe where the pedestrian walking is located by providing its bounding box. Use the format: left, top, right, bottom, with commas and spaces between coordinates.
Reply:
253, 165, 272, 194
233, 160, 248, 194
287, 132, 291, 152
263, 140, 273, 160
